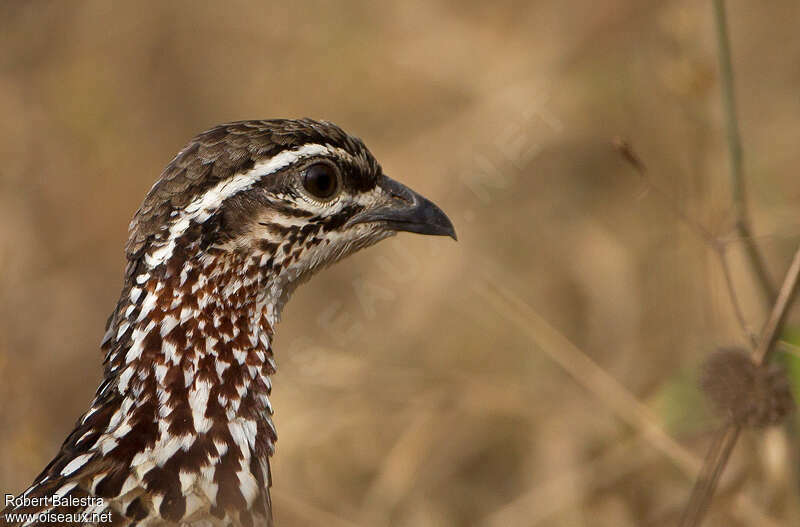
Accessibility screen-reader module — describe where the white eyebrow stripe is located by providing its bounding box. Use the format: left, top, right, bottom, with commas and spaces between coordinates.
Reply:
144, 143, 352, 268
187, 142, 331, 222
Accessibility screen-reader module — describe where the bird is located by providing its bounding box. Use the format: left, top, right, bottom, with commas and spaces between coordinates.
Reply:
1, 119, 456, 527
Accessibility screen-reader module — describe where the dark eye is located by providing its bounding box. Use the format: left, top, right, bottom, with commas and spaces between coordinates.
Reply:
302, 163, 340, 200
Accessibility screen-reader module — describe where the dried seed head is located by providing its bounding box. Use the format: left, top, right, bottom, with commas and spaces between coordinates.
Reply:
700, 348, 795, 428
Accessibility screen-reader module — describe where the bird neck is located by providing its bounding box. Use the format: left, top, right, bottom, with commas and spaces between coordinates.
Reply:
17, 247, 289, 523
97, 248, 284, 501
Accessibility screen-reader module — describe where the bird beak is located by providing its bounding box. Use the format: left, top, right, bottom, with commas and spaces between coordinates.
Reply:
348, 175, 457, 240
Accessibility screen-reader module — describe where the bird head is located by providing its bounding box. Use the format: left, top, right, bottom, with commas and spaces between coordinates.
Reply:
126, 119, 455, 314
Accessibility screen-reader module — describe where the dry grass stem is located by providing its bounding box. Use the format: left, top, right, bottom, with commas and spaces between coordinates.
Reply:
471, 277, 776, 525
712, 0, 776, 307
679, 246, 800, 527
613, 138, 755, 345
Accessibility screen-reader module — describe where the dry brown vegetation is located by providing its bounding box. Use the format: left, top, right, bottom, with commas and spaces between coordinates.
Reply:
2, 2, 800, 525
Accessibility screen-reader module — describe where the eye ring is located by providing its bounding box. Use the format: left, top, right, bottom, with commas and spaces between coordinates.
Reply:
302, 162, 341, 201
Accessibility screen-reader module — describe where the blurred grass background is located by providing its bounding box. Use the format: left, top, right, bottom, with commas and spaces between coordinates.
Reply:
2, 1, 800, 525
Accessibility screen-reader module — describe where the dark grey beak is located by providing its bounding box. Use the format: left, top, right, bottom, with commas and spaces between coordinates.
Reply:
348, 176, 457, 240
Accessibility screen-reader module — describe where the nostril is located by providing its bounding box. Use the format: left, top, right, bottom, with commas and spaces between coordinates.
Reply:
389, 191, 413, 206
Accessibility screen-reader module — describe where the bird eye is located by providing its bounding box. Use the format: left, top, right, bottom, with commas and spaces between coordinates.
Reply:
302, 163, 340, 200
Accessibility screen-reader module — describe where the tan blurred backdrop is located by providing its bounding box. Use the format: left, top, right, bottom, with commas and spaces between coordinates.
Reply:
2, 1, 800, 526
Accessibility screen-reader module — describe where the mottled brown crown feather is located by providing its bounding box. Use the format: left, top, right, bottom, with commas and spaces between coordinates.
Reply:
125, 118, 379, 261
